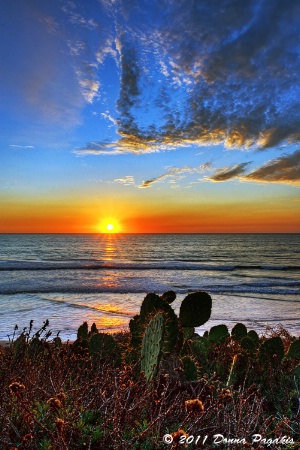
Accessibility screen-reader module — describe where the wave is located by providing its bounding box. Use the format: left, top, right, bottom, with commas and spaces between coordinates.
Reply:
0, 260, 299, 272
0, 285, 299, 297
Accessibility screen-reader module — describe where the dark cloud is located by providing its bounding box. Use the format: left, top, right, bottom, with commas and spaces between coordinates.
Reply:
204, 150, 300, 185
208, 163, 250, 182
245, 149, 300, 184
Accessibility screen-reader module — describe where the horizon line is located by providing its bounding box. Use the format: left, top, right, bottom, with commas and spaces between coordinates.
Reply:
0, 232, 299, 235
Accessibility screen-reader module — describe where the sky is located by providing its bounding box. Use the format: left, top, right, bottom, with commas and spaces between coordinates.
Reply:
0, 0, 299, 233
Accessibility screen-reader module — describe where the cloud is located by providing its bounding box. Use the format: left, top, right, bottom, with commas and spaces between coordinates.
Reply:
101, 112, 118, 127
139, 166, 198, 188
89, 0, 300, 154
4, 0, 299, 159
96, 39, 118, 64
9, 145, 35, 149
78, 77, 100, 103
207, 163, 251, 182
202, 150, 300, 185
114, 176, 134, 185
244, 150, 300, 185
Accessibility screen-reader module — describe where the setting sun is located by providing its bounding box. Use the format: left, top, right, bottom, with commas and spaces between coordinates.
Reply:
98, 218, 121, 233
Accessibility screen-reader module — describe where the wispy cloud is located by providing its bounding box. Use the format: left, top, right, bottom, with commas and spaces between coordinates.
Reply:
101, 112, 118, 127
9, 145, 35, 149
114, 176, 134, 185
78, 77, 100, 103
139, 166, 198, 188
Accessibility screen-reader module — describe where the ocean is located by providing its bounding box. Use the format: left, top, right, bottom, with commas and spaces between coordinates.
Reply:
0, 233, 299, 341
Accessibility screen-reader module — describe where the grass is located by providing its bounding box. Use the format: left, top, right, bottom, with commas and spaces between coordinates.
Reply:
0, 321, 299, 449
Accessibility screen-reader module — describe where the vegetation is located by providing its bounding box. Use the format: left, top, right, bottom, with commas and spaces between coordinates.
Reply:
0, 292, 299, 449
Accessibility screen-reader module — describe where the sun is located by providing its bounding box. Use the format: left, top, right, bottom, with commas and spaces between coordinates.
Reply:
106, 223, 114, 232
98, 218, 121, 233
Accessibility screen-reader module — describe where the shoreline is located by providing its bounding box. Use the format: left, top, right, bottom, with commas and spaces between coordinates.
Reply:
1, 292, 299, 343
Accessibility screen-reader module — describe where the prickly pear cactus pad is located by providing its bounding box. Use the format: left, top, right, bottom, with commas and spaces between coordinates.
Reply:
141, 313, 165, 381
139, 293, 178, 353
287, 340, 300, 360
179, 291, 212, 327
90, 323, 98, 336
231, 323, 247, 341
191, 338, 211, 359
77, 321, 89, 341
208, 324, 229, 344
89, 333, 121, 366
258, 336, 284, 366
182, 327, 195, 340
140, 293, 170, 320
161, 290, 176, 304
129, 315, 143, 347
247, 330, 259, 343
241, 336, 258, 353
181, 356, 199, 381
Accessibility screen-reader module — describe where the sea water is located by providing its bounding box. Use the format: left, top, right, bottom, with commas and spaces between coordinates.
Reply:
0, 233, 299, 340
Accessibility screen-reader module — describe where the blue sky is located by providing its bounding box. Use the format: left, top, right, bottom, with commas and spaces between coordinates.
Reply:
0, 0, 299, 232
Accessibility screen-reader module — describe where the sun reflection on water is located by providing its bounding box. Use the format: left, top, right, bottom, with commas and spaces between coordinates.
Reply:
92, 316, 127, 331
103, 234, 116, 261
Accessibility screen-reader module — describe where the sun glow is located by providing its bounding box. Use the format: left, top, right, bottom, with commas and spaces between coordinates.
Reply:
98, 218, 121, 233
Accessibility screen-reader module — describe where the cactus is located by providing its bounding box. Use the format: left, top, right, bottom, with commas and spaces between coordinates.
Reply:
182, 356, 198, 381
129, 290, 214, 381
77, 322, 88, 341
287, 340, 300, 360
227, 353, 247, 387
140, 293, 169, 321
295, 364, 300, 380
72, 338, 89, 355
29, 337, 44, 356
241, 336, 258, 354
181, 356, 199, 381
90, 323, 98, 336
208, 324, 229, 344
141, 313, 165, 381
182, 327, 195, 340
89, 333, 121, 366
129, 315, 143, 347
192, 338, 211, 356
247, 330, 259, 343
258, 336, 284, 366
161, 290, 176, 304
179, 291, 212, 327
53, 336, 62, 348
139, 293, 178, 354
231, 323, 247, 341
